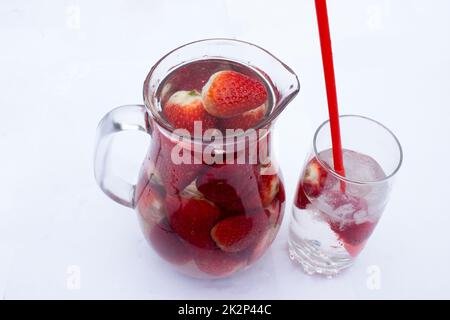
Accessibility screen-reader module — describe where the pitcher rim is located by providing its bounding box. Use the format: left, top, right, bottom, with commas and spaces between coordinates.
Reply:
142, 38, 300, 142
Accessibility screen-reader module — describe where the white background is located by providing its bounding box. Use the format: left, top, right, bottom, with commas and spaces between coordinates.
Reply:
0, 0, 449, 299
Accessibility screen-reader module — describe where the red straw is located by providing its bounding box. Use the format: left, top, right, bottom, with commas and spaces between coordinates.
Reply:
314, 0, 346, 180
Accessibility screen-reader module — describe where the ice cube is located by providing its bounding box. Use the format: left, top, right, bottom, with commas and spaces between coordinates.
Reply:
317, 149, 386, 184
335, 203, 358, 219
316, 148, 390, 216
317, 188, 369, 225
353, 209, 370, 224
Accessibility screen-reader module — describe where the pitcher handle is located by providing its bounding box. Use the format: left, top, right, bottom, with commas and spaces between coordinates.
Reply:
94, 105, 150, 208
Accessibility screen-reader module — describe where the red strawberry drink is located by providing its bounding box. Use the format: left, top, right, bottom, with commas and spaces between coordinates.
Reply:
94, 40, 299, 279
288, 116, 402, 276
290, 150, 386, 273
135, 59, 286, 278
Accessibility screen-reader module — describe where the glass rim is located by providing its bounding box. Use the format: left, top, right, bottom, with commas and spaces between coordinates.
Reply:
313, 114, 403, 185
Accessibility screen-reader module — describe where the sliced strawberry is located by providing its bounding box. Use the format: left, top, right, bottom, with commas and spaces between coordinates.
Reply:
194, 249, 246, 277
135, 160, 157, 203
147, 218, 192, 265
302, 158, 328, 198
196, 164, 242, 206
265, 200, 284, 227
202, 70, 268, 118
196, 163, 261, 213
196, 179, 243, 214
135, 160, 165, 201
219, 103, 267, 131
242, 178, 283, 264
258, 172, 279, 208
151, 129, 203, 195
163, 90, 216, 135
135, 182, 166, 225
295, 182, 310, 209
211, 213, 269, 253
330, 220, 377, 247
166, 195, 222, 249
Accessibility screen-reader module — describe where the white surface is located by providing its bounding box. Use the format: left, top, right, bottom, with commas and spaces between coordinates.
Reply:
1, 0, 449, 299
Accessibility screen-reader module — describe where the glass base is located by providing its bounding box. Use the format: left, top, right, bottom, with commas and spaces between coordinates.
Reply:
288, 238, 354, 277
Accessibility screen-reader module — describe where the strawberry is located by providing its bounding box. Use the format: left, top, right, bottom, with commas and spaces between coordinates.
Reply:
166, 194, 222, 249
219, 103, 267, 131
258, 172, 280, 208
265, 201, 283, 227
147, 218, 192, 265
248, 183, 284, 263
163, 90, 216, 135
196, 163, 262, 214
135, 159, 165, 202
151, 129, 203, 194
257, 163, 283, 209
330, 220, 376, 247
295, 182, 310, 209
211, 213, 269, 253
196, 179, 243, 214
302, 158, 328, 198
194, 249, 246, 277
136, 182, 166, 225
202, 71, 268, 118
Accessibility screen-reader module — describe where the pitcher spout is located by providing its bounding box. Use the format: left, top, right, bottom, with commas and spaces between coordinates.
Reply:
256, 54, 300, 128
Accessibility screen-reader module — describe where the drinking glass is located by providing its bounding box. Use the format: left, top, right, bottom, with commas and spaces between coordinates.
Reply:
289, 115, 403, 276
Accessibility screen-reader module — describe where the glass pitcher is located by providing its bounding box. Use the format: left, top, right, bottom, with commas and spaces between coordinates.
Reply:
94, 39, 300, 278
